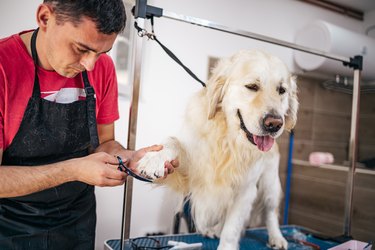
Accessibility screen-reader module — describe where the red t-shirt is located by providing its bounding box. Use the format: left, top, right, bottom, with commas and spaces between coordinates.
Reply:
0, 30, 120, 151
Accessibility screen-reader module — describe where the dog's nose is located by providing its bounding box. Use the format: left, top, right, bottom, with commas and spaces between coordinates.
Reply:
263, 114, 283, 133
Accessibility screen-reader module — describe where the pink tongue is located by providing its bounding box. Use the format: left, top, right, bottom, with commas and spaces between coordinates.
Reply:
253, 135, 274, 152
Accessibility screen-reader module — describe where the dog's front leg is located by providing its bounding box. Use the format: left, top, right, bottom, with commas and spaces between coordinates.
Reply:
217, 183, 258, 250
136, 137, 181, 180
260, 154, 288, 249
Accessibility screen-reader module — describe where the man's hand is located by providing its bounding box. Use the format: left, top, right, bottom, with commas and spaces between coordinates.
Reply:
73, 152, 126, 187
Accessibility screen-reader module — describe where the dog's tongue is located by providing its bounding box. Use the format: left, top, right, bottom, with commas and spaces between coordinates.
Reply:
253, 135, 274, 152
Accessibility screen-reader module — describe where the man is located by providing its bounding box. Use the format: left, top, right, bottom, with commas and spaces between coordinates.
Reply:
0, 0, 176, 249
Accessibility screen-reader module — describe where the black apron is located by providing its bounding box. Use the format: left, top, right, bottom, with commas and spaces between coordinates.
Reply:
0, 28, 100, 250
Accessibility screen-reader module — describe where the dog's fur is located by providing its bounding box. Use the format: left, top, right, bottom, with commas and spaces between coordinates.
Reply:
137, 50, 298, 250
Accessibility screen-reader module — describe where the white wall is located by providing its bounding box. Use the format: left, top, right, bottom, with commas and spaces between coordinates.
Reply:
0, 1, 39, 37
0, 0, 369, 249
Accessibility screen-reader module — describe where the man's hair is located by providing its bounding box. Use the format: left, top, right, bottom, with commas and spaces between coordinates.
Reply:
43, 0, 126, 34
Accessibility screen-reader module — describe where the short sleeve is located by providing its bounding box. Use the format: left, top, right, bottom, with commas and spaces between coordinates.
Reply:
91, 54, 120, 124
0, 64, 5, 150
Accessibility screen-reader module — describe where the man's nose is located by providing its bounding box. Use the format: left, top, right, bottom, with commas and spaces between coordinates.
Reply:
80, 53, 98, 71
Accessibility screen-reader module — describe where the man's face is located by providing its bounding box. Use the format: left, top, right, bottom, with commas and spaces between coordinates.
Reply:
43, 14, 117, 78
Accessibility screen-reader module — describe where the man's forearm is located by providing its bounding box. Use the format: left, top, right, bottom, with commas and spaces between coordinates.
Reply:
0, 159, 77, 198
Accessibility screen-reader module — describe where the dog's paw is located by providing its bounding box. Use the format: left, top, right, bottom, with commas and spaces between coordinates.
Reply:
201, 223, 222, 239
136, 150, 173, 180
268, 235, 288, 249
204, 231, 220, 239
217, 242, 237, 250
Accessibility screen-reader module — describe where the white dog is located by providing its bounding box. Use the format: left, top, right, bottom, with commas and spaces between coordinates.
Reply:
137, 50, 298, 250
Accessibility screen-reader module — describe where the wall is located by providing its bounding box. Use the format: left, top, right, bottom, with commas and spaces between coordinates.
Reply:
0, 1, 39, 37
288, 161, 375, 242
277, 76, 375, 242
0, 0, 371, 249
277, 76, 375, 165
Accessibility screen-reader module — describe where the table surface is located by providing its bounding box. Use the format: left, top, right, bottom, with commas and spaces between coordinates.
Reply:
104, 225, 340, 250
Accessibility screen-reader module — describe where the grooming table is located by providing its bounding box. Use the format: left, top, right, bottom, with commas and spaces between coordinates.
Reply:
104, 225, 340, 250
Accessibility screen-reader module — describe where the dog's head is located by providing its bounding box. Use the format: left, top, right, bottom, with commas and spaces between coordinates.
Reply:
206, 50, 298, 152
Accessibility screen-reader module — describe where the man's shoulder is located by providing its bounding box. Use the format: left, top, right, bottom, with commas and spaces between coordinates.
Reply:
0, 35, 13, 45
89, 54, 116, 81
0, 34, 18, 54
95, 53, 115, 70
0, 32, 21, 48
0, 33, 29, 64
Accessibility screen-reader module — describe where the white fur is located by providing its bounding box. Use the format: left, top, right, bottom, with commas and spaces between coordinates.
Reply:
137, 50, 298, 250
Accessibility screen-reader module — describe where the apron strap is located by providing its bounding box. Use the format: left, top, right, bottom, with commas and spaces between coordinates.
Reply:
82, 71, 100, 149
30, 28, 41, 97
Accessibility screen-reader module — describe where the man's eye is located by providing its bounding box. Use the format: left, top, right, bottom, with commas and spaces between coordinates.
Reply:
76, 48, 88, 54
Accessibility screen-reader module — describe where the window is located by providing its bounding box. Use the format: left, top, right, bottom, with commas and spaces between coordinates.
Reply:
108, 0, 135, 99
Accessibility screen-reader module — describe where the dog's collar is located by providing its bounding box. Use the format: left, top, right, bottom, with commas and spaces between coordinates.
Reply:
237, 109, 256, 146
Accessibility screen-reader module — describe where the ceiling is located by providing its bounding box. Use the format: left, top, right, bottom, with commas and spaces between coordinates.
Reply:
325, 0, 375, 13
298, 0, 375, 21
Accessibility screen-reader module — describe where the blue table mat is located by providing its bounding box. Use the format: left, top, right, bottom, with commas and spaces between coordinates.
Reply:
105, 225, 340, 250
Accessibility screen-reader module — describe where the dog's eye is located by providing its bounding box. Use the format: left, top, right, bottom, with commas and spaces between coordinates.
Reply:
278, 86, 286, 95
245, 84, 259, 92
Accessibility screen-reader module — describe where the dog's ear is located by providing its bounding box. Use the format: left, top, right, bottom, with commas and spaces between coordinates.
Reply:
207, 76, 227, 119
285, 75, 299, 131
206, 56, 232, 119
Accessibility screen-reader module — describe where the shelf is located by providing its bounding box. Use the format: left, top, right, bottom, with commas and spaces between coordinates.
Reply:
292, 159, 375, 176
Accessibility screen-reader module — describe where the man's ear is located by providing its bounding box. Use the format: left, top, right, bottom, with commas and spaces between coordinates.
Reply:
285, 75, 299, 131
36, 4, 54, 31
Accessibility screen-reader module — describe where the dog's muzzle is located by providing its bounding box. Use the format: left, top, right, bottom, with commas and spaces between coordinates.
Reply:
237, 109, 275, 152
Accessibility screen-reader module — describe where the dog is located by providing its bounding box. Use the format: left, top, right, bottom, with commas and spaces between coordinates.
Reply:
136, 50, 298, 250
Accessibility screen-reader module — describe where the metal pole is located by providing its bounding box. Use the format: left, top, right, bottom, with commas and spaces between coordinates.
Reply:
162, 10, 350, 64
343, 68, 361, 237
120, 18, 145, 250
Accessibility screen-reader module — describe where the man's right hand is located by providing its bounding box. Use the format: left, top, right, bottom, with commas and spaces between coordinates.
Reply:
73, 152, 126, 187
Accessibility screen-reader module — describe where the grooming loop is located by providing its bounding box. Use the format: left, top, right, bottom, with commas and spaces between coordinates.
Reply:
134, 22, 155, 40
120, 0, 364, 248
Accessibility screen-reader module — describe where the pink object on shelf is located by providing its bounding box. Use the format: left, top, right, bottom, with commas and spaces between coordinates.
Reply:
328, 240, 372, 250
309, 152, 334, 165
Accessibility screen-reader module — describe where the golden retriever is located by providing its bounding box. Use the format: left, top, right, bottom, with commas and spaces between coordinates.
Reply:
137, 50, 298, 250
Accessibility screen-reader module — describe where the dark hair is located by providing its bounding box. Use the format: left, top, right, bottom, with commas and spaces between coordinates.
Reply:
43, 0, 126, 34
